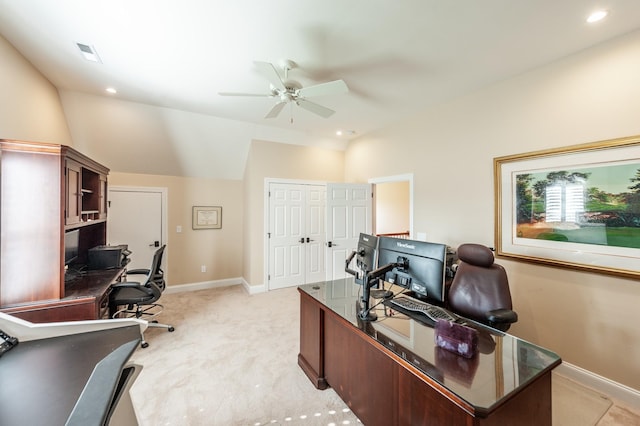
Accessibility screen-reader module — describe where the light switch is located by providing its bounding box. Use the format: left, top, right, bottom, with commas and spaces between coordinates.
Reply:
176, 225, 182, 233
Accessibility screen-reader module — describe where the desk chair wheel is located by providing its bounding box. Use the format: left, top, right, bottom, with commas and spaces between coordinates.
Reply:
141, 341, 149, 349
149, 320, 175, 332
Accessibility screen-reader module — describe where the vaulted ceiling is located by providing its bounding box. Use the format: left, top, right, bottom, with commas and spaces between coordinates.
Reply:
2, 1, 640, 179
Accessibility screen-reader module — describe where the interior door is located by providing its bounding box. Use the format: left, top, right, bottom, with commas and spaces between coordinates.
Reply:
325, 183, 372, 280
268, 183, 326, 290
304, 185, 326, 284
107, 187, 164, 272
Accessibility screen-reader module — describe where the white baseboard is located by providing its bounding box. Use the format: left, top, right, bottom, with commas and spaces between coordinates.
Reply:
555, 362, 640, 409
164, 277, 243, 294
164, 277, 267, 295
242, 279, 267, 295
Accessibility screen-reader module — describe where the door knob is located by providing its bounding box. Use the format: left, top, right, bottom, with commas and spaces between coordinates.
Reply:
299, 238, 305, 244
327, 241, 333, 247
306, 237, 314, 243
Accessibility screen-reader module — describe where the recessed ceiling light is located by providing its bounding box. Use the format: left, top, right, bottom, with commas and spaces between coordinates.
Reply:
76, 42, 102, 63
106, 87, 117, 94
587, 10, 608, 23
336, 130, 355, 136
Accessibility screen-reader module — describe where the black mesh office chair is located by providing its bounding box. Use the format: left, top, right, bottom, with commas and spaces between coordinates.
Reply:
109, 245, 174, 348
447, 243, 518, 331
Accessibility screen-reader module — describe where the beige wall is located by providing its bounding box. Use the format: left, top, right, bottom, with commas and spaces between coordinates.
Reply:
243, 139, 345, 286
345, 30, 640, 390
109, 172, 243, 287
0, 35, 72, 145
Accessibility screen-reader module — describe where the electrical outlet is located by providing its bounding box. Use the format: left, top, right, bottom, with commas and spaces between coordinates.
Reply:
201, 265, 206, 273
176, 225, 182, 233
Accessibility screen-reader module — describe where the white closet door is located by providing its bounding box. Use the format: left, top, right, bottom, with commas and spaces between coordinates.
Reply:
268, 183, 328, 289
325, 183, 372, 280
269, 184, 306, 290
305, 185, 327, 284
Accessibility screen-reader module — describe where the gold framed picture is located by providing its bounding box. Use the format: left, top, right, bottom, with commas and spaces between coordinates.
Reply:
192, 206, 222, 230
494, 135, 640, 278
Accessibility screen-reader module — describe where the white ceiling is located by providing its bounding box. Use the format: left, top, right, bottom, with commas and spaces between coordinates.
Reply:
2, 1, 640, 145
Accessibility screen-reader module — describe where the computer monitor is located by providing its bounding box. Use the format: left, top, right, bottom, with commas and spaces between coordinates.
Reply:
356, 232, 378, 276
377, 236, 447, 304
345, 233, 378, 284
345, 233, 386, 321
64, 229, 80, 266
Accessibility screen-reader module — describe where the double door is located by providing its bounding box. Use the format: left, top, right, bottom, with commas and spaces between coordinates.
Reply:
269, 184, 326, 289
268, 182, 372, 290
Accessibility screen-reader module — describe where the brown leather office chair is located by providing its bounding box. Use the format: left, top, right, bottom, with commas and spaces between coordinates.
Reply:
447, 243, 517, 331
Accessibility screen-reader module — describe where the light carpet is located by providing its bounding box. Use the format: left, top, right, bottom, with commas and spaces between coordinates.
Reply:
553, 374, 612, 426
129, 285, 360, 425
129, 285, 634, 426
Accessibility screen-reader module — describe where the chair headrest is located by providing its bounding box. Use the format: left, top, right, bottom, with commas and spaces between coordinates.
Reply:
457, 244, 494, 267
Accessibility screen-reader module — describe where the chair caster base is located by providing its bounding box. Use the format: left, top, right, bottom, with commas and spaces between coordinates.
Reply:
141, 341, 149, 349
168, 326, 175, 332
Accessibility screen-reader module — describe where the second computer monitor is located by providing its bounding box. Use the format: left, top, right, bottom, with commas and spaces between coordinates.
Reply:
356, 232, 378, 274
377, 236, 447, 303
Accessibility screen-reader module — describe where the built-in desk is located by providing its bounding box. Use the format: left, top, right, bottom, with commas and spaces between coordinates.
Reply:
298, 279, 562, 426
0, 267, 126, 322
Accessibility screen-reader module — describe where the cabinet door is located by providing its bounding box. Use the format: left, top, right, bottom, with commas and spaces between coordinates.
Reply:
66, 160, 82, 225
99, 174, 108, 220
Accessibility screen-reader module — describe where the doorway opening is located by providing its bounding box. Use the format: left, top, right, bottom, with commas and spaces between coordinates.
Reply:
369, 174, 413, 239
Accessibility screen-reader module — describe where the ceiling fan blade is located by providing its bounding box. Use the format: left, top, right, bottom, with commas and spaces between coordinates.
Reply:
265, 101, 287, 119
254, 61, 286, 91
218, 92, 272, 97
296, 99, 335, 118
297, 79, 348, 98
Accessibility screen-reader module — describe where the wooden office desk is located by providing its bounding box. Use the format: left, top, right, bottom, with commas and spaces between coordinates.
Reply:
1, 267, 126, 322
298, 279, 562, 426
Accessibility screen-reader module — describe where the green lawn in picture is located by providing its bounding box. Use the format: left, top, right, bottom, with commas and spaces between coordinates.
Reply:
542, 227, 640, 249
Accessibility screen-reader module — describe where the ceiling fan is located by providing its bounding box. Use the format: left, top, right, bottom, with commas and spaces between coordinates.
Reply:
219, 60, 349, 119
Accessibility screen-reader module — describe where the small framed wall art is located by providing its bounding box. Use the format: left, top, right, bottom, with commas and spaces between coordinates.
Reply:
192, 206, 222, 230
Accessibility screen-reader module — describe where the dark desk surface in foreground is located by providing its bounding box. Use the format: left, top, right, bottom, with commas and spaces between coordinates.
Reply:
298, 278, 562, 426
0, 325, 140, 426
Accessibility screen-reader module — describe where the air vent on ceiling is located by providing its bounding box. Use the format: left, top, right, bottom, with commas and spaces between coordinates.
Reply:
76, 42, 101, 63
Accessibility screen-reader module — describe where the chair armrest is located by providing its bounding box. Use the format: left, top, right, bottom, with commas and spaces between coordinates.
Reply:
126, 269, 150, 276
486, 309, 518, 325
111, 282, 143, 289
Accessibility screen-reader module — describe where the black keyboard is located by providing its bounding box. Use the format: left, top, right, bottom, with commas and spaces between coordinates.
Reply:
388, 296, 458, 322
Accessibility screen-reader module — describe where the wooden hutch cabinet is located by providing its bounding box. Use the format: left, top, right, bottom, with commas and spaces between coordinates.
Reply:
0, 139, 119, 322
